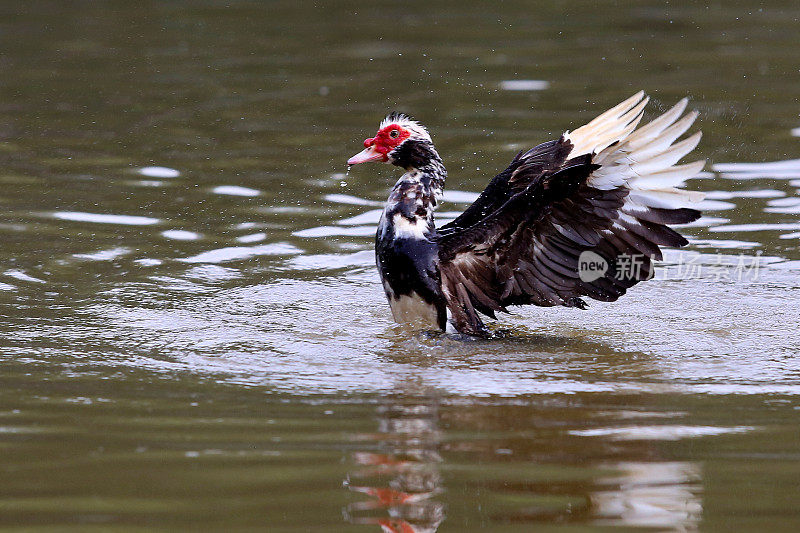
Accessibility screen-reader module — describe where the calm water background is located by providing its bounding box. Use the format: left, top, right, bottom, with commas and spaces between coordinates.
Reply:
2, 1, 800, 531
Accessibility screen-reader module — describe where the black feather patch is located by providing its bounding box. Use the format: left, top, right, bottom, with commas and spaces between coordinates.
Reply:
434, 133, 699, 334
439, 137, 575, 237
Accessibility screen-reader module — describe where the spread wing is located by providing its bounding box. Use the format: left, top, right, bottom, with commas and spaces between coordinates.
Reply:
437, 138, 574, 236
436, 92, 705, 335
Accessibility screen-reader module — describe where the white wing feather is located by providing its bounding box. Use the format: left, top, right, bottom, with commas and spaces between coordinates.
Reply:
566, 92, 705, 208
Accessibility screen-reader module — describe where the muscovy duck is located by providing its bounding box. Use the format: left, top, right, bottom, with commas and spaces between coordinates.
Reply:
347, 92, 704, 336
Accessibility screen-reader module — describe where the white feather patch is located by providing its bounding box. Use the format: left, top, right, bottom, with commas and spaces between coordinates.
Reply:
629, 160, 707, 189
563, 92, 705, 210
626, 98, 689, 147
389, 292, 440, 328
565, 91, 648, 156
392, 213, 429, 239
627, 111, 698, 159
629, 131, 703, 175
628, 188, 705, 210
379, 115, 432, 143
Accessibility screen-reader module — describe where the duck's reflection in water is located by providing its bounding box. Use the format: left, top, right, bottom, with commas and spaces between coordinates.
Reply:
591, 461, 701, 530
344, 396, 445, 533
343, 392, 704, 531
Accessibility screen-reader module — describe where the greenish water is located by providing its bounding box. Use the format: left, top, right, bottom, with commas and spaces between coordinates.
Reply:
2, 1, 800, 531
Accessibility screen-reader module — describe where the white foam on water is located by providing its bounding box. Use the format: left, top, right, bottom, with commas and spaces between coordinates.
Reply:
714, 157, 800, 180
293, 225, 376, 238
137, 166, 181, 178
236, 232, 267, 243
288, 250, 375, 270
134, 259, 163, 266
82, 251, 800, 397
323, 194, 382, 206
262, 206, 306, 214
337, 209, 383, 226
704, 189, 785, 200
765, 204, 800, 214
443, 190, 480, 203
688, 238, 760, 249
712, 158, 800, 173
499, 80, 550, 91
131, 180, 164, 187
184, 265, 243, 282
767, 197, 800, 207
179, 242, 302, 264
212, 185, 261, 197
73, 247, 132, 261
4, 270, 45, 284
679, 216, 729, 228
570, 425, 754, 441
709, 222, 800, 233
764, 192, 800, 213
52, 211, 160, 225
719, 171, 800, 180
694, 171, 716, 179
161, 230, 201, 241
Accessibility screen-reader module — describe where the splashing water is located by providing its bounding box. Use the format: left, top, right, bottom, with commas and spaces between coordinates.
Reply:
342, 165, 352, 187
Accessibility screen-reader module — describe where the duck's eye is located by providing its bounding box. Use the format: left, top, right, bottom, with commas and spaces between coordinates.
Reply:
389, 129, 400, 139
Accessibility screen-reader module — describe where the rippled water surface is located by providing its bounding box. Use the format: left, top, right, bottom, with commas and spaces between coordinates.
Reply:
2, 1, 800, 531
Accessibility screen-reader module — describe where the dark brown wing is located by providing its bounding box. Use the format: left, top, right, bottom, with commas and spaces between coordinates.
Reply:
438, 161, 620, 335
437, 138, 574, 237
436, 94, 705, 336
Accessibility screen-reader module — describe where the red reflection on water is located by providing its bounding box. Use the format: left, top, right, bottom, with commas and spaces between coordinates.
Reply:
344, 398, 444, 532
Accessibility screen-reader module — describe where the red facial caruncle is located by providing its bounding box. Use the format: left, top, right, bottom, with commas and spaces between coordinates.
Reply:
365, 124, 411, 157
348, 124, 411, 165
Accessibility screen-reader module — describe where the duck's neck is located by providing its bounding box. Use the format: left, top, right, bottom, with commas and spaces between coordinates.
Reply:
383, 156, 447, 239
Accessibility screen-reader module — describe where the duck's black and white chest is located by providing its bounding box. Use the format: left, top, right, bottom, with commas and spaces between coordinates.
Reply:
375, 173, 447, 330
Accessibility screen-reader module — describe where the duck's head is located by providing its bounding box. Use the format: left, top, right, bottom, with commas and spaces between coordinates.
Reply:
348, 113, 437, 170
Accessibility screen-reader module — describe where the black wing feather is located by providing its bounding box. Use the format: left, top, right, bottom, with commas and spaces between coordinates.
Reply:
435, 147, 700, 335
438, 137, 574, 237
